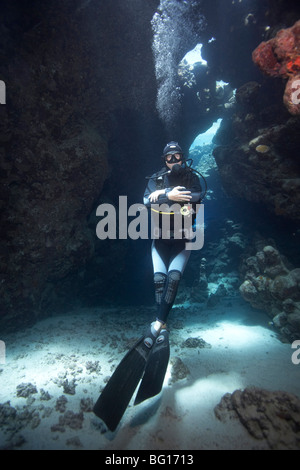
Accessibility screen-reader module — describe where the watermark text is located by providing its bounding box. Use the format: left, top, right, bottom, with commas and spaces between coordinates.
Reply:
291, 340, 300, 365
0, 340, 5, 364
0, 80, 6, 104
291, 79, 300, 105
96, 196, 204, 251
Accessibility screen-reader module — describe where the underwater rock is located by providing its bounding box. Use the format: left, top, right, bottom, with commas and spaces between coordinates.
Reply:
200, 218, 248, 302
1, 434, 26, 450
66, 436, 83, 448
39, 389, 51, 401
51, 410, 84, 433
172, 319, 185, 330
61, 410, 84, 430
182, 337, 212, 349
239, 244, 300, 340
152, 0, 206, 132
192, 257, 209, 302
214, 115, 300, 220
272, 312, 288, 329
169, 357, 190, 383
62, 379, 77, 396
236, 81, 261, 109
252, 20, 300, 115
0, 401, 17, 425
0, 400, 41, 447
55, 395, 68, 413
16, 383, 38, 398
80, 397, 94, 413
85, 361, 101, 374
207, 284, 227, 308
215, 387, 300, 450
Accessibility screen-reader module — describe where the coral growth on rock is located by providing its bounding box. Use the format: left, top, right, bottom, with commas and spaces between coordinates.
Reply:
215, 387, 300, 450
239, 242, 300, 341
186, 217, 246, 306
213, 82, 300, 220
252, 20, 300, 114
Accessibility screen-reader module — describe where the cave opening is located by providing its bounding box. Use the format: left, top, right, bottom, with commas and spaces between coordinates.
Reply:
190, 118, 222, 149
181, 43, 208, 67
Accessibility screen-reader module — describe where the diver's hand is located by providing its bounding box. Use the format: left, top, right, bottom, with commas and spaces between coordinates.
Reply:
149, 189, 166, 203
167, 186, 192, 202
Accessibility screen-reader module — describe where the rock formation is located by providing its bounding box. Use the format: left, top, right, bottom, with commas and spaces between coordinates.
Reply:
215, 387, 300, 450
252, 20, 300, 115
210, 6, 300, 222
240, 241, 300, 340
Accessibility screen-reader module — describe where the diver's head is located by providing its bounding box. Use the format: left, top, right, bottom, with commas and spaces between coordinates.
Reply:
162, 141, 184, 169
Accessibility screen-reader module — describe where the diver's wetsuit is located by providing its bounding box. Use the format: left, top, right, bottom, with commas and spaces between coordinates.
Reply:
144, 166, 202, 323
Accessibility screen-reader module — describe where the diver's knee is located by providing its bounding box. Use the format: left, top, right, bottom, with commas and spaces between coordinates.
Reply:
154, 272, 167, 283
168, 270, 181, 282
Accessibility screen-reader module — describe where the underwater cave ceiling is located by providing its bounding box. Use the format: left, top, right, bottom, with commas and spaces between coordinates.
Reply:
0, 0, 300, 325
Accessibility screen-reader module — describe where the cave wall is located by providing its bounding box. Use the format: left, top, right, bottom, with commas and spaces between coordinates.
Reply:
209, 1, 300, 221
0, 0, 163, 326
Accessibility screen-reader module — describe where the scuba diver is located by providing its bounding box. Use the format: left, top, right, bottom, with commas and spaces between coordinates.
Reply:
143, 141, 202, 327
93, 142, 203, 431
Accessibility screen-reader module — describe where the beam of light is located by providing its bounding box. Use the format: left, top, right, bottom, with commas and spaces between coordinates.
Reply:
191, 320, 275, 350
175, 371, 244, 408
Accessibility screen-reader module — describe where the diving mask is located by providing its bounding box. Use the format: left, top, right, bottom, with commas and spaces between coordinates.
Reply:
165, 153, 183, 164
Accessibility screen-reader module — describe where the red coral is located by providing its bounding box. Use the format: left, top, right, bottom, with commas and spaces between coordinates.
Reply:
252, 20, 300, 115
274, 28, 295, 61
286, 57, 300, 73
252, 40, 280, 77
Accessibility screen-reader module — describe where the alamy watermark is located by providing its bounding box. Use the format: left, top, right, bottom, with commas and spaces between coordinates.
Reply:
291, 340, 300, 365
0, 80, 6, 104
95, 196, 204, 251
0, 340, 5, 364
291, 79, 300, 105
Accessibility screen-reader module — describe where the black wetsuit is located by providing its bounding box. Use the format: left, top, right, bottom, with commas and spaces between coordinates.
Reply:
144, 165, 202, 322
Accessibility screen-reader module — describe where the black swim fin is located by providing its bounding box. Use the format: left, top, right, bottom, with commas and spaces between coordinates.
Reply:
93, 334, 153, 431
134, 329, 170, 406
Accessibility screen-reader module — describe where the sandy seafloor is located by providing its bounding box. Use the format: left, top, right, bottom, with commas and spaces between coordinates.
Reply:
1, 296, 300, 451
